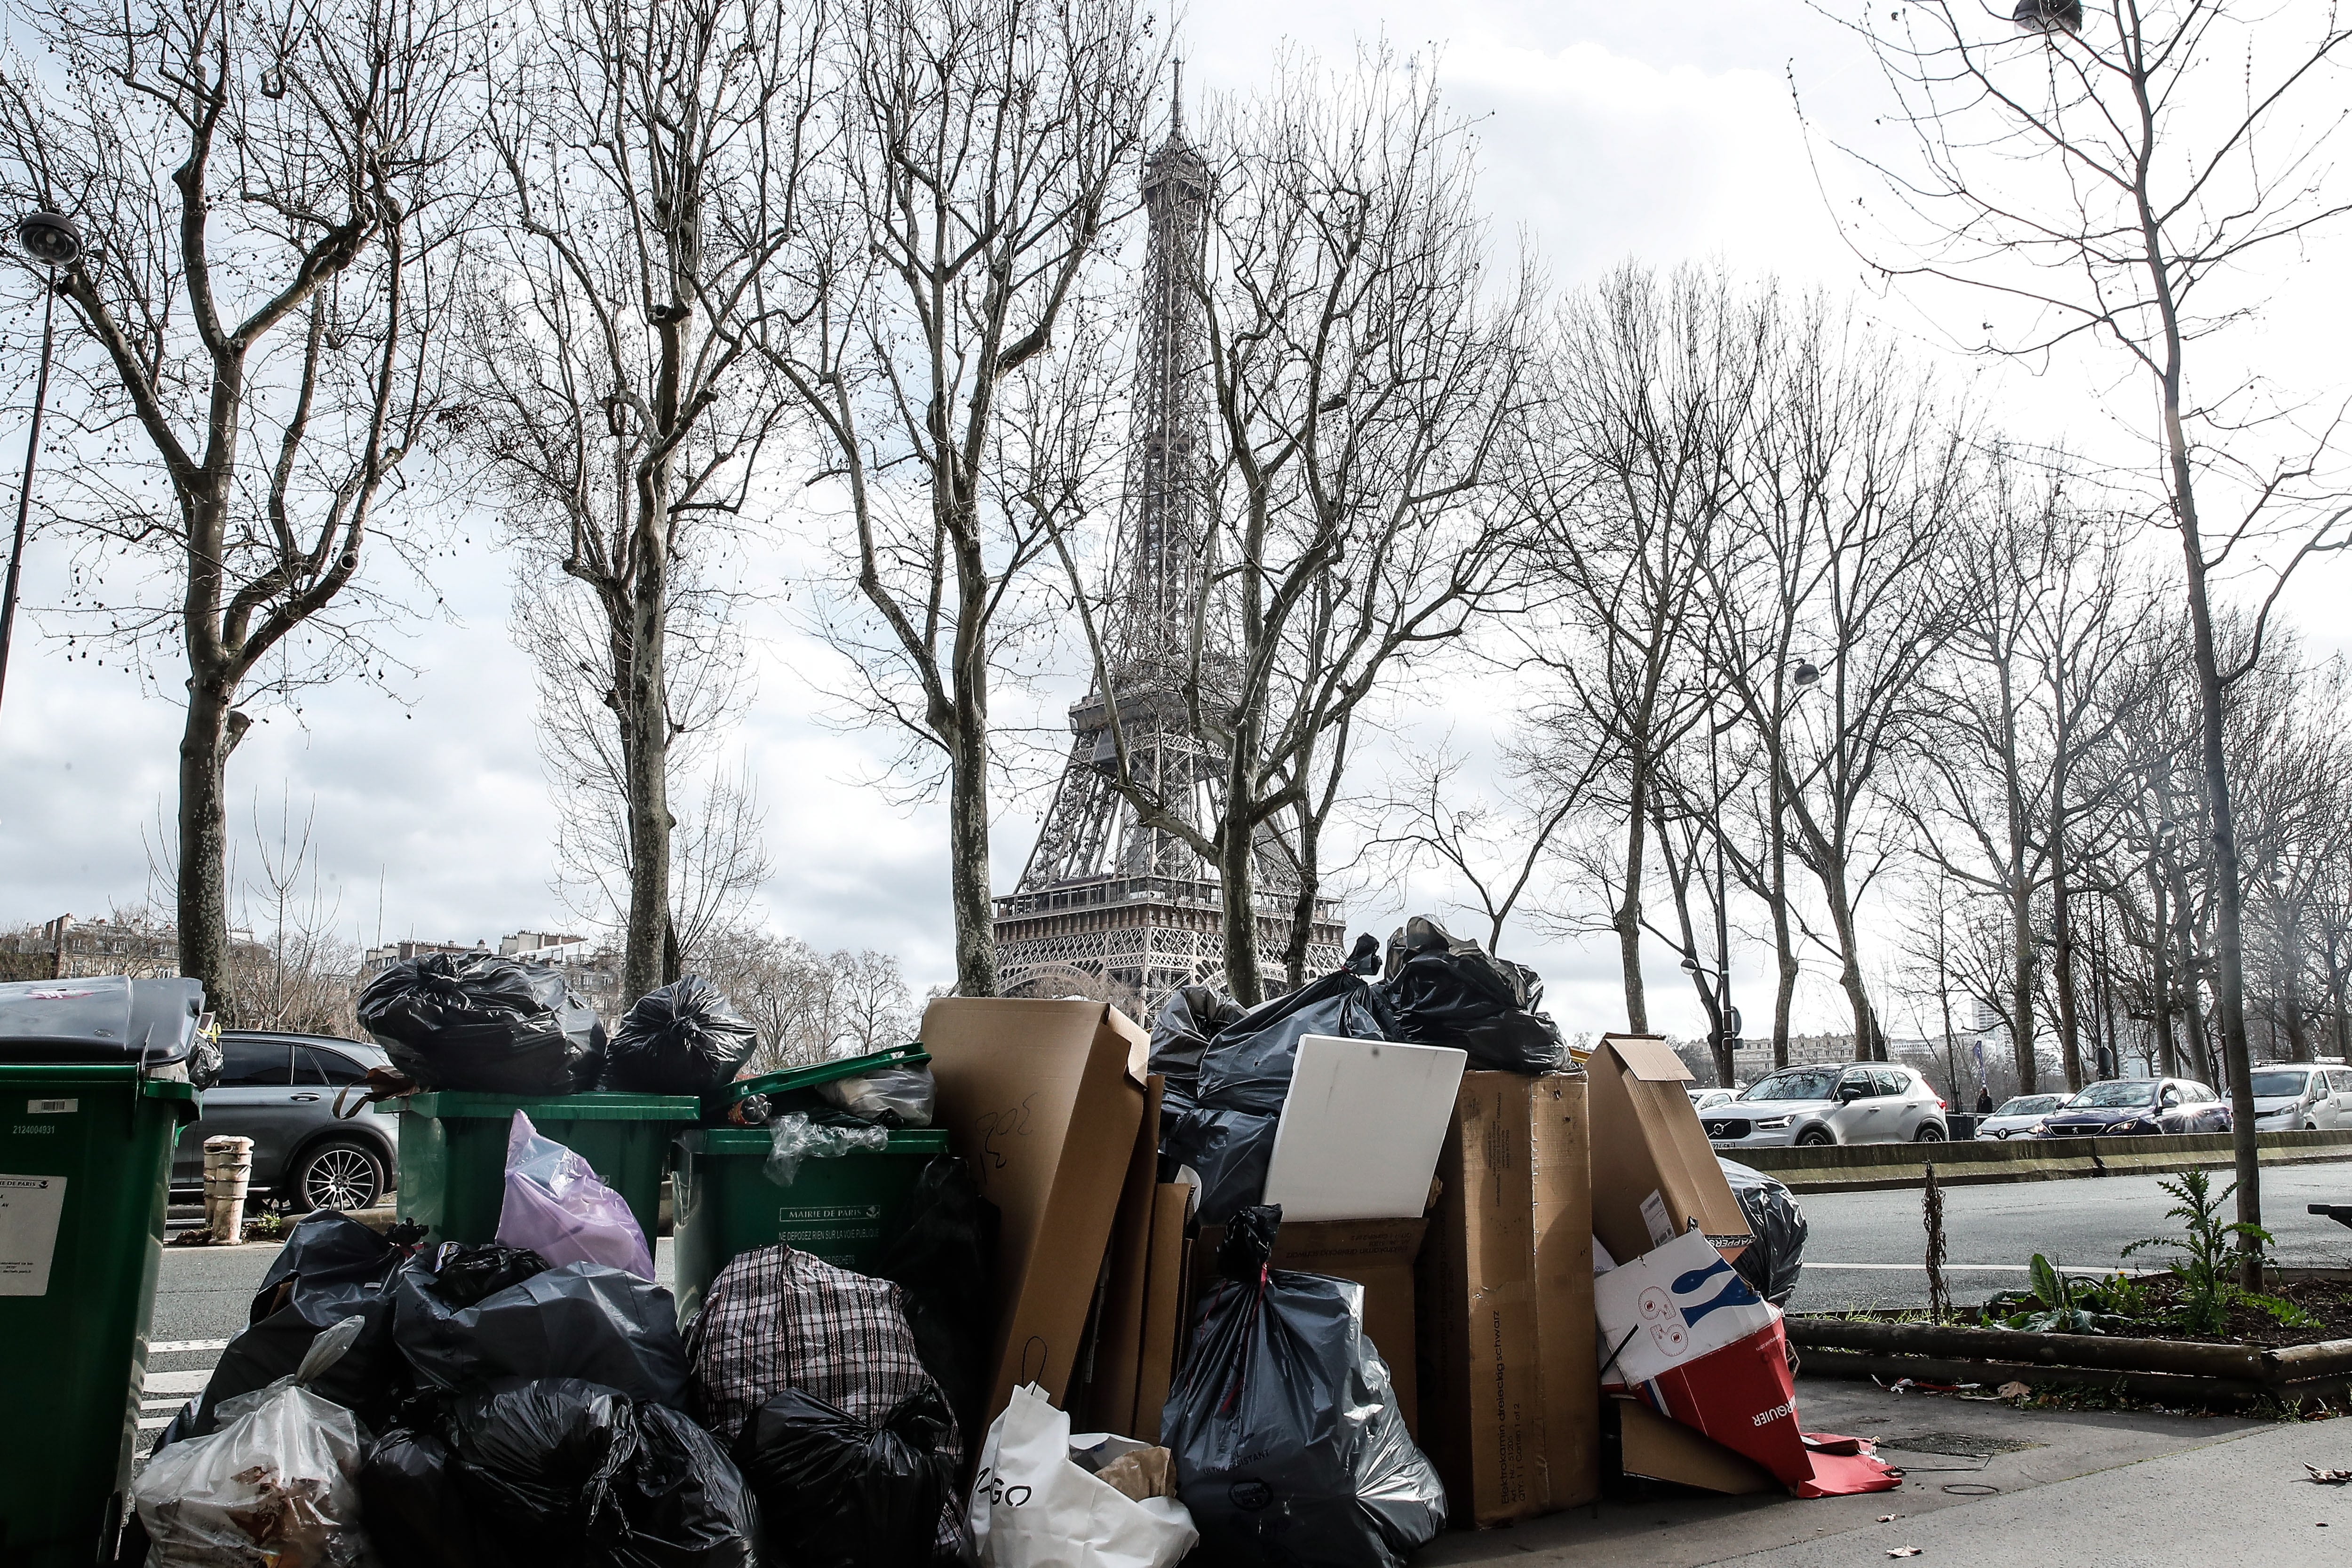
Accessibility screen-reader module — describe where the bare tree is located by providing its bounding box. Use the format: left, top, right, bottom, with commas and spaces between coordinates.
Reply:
1833, 0, 2352, 1283
1367, 740, 1590, 955
462, 0, 817, 1003
764, 0, 1159, 997
1519, 263, 1758, 1032
226, 791, 363, 1035
0, 0, 483, 1009
1067, 50, 1534, 1004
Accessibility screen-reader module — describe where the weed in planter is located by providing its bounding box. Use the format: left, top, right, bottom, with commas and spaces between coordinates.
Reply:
1977, 1254, 2133, 1335
2121, 1170, 2296, 1334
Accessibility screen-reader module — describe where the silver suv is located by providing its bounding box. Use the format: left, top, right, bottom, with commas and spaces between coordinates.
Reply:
1703, 1063, 1950, 1148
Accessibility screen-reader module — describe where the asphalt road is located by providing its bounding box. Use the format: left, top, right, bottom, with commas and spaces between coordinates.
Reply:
1783, 1162, 2352, 1313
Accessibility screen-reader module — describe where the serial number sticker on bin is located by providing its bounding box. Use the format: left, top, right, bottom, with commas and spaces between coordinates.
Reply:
0, 1173, 69, 1297
26, 1099, 76, 1114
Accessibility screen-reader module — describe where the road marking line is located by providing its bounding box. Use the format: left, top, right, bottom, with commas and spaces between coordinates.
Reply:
140, 1369, 214, 1394
136, 1416, 176, 1431
140, 1398, 185, 1411
149, 1340, 230, 1353
1804, 1262, 2135, 1272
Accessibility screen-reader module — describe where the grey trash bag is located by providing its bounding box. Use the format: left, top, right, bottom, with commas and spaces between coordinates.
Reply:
1718, 1157, 1808, 1306
394, 1253, 690, 1408
1191, 971, 1402, 1116
1150, 985, 1245, 1118
1163, 1206, 1446, 1568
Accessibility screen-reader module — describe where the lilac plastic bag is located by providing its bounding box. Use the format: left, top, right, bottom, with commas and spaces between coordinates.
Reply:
494, 1110, 655, 1279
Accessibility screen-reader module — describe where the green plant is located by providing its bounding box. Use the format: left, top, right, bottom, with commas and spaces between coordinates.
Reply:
1978, 1253, 2133, 1335
2121, 1169, 2277, 1334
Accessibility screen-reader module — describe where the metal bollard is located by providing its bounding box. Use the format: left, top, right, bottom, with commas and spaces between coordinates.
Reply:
201, 1134, 254, 1244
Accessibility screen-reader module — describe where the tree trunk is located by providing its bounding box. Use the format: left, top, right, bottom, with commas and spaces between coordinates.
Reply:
620, 516, 672, 1006
946, 706, 1000, 999
2010, 877, 2039, 1095
2150, 864, 2178, 1076
1821, 874, 1881, 1060
1615, 780, 1650, 1032
2052, 860, 2084, 1090
1282, 809, 1322, 992
176, 680, 234, 1015
1768, 773, 1794, 1070
1220, 816, 1262, 1008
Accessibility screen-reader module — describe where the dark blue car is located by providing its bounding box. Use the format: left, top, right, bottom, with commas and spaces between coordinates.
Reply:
2037, 1076, 2228, 1138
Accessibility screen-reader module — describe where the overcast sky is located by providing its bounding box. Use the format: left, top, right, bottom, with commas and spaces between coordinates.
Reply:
2, 0, 2345, 1044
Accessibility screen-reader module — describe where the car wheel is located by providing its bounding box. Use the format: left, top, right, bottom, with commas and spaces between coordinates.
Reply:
1915, 1123, 1946, 1141
1795, 1128, 1835, 1147
287, 1140, 385, 1213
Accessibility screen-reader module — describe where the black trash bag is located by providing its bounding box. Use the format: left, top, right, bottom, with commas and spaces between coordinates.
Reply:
396, 1254, 690, 1408
417, 1241, 552, 1306
1380, 915, 1565, 1075
602, 977, 759, 1104
1160, 1104, 1280, 1227
1164, 1204, 1446, 1568
732, 1385, 957, 1568
1191, 971, 1401, 1117
180, 1211, 410, 1439
1150, 984, 1246, 1097
360, 1428, 489, 1568
357, 951, 606, 1094
1718, 1157, 1807, 1306
872, 1155, 1000, 1454
446, 1377, 760, 1568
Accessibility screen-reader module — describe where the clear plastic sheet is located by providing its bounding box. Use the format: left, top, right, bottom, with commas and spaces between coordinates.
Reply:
763, 1110, 890, 1184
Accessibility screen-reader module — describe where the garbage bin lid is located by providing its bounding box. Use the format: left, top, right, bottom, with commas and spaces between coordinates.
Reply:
0, 975, 206, 1066
725, 1041, 931, 1104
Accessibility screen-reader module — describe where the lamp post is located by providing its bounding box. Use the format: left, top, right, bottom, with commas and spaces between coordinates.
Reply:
0, 210, 84, 724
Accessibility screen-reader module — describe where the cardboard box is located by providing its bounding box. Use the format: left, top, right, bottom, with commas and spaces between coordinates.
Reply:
1584, 1034, 1751, 1270
1612, 1397, 1776, 1495
1130, 1181, 1194, 1441
1595, 1229, 1776, 1389
1075, 1074, 1165, 1435
922, 997, 1149, 1419
1416, 1071, 1599, 1528
1192, 1216, 1428, 1435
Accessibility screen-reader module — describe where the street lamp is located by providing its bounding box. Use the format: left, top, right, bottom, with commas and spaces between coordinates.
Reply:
0, 210, 84, 725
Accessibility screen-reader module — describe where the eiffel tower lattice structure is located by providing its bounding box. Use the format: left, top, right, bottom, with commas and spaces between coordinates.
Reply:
993, 95, 1342, 1012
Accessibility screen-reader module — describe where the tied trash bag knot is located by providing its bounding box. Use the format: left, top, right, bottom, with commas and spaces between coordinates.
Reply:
764, 1110, 889, 1184
496, 1110, 656, 1279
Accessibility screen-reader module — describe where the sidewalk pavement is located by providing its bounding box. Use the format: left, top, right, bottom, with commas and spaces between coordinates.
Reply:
1429, 1375, 2346, 1567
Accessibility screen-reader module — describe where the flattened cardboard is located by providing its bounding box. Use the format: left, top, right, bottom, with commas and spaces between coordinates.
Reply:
922, 997, 1149, 1419
1132, 1181, 1193, 1442
1585, 1034, 1750, 1270
1193, 1216, 1427, 1437
1417, 1072, 1599, 1528
1263, 1035, 1466, 1221
1078, 1073, 1165, 1434
1613, 1397, 1777, 1495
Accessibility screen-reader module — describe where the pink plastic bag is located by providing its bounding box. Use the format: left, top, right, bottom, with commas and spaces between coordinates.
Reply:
494, 1110, 655, 1278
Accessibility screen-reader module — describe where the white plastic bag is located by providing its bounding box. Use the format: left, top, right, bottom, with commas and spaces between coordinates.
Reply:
134, 1316, 372, 1567
812, 1062, 936, 1126
763, 1110, 889, 1184
967, 1383, 1198, 1568
494, 1109, 655, 1277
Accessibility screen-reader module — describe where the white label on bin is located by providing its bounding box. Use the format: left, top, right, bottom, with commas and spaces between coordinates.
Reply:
0, 1174, 68, 1297
26, 1098, 76, 1114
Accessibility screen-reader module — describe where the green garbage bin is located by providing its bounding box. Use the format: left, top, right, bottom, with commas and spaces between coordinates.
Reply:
396, 1090, 699, 1247
0, 976, 206, 1568
670, 1045, 946, 1323
671, 1126, 948, 1323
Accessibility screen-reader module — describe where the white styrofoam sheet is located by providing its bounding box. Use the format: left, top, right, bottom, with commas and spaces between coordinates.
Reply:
1262, 1035, 1467, 1222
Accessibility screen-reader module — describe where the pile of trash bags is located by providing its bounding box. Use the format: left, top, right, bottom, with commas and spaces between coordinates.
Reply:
354, 962, 759, 1102
1157, 915, 1565, 1222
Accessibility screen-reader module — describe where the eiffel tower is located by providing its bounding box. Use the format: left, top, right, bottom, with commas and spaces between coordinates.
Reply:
993, 88, 1343, 1011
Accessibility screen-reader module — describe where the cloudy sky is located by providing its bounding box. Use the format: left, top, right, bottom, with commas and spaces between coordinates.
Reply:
2, 0, 2345, 1043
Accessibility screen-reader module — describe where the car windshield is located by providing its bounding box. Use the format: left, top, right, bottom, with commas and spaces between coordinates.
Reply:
1995, 1096, 2058, 1117
1743, 1070, 1840, 1102
2070, 1081, 2158, 1108
2250, 1069, 2310, 1097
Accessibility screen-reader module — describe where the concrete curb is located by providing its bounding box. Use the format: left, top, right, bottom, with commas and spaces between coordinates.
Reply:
1729, 1128, 2352, 1193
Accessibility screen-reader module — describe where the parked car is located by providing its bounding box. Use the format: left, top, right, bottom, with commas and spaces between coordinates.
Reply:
1975, 1092, 2071, 1140
2247, 1063, 2352, 1132
170, 1030, 400, 1211
1687, 1087, 1740, 1112
2037, 1076, 2227, 1138
1702, 1063, 1950, 1148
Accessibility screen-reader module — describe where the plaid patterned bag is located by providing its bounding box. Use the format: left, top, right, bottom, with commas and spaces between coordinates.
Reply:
684, 1243, 959, 1463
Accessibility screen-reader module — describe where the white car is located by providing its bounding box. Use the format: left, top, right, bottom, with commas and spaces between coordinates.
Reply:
1687, 1087, 1740, 1112
2248, 1064, 2352, 1132
1976, 1092, 2071, 1140
1702, 1063, 1951, 1148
